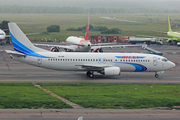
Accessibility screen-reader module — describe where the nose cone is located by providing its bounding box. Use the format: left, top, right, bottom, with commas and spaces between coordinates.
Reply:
0, 30, 6, 40
171, 61, 176, 68
168, 61, 176, 69
86, 41, 91, 47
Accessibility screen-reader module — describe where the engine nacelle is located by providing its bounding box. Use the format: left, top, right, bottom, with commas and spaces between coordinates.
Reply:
50, 47, 59, 52
92, 48, 103, 52
104, 67, 120, 76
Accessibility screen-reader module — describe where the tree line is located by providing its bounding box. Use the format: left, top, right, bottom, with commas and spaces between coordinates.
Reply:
0, 5, 180, 14
67, 24, 121, 34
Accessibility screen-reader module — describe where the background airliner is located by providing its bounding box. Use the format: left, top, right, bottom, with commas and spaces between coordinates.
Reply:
0, 28, 38, 45
0, 29, 6, 40
6, 23, 175, 78
141, 16, 180, 45
101, 17, 140, 23
0, 29, 10, 45
35, 15, 141, 52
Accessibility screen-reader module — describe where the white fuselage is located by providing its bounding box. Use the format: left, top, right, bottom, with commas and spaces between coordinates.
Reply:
0, 29, 6, 40
66, 36, 91, 52
11, 52, 175, 73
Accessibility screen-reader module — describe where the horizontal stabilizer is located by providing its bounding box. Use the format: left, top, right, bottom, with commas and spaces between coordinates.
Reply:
5, 50, 26, 57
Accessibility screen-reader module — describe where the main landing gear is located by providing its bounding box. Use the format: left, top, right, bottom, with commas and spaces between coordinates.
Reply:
86, 71, 94, 78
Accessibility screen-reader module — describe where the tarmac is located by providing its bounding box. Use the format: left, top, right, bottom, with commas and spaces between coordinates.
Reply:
0, 44, 180, 83
0, 109, 180, 120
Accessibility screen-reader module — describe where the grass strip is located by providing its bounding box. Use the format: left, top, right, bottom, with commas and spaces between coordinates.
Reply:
39, 83, 180, 109
0, 83, 72, 109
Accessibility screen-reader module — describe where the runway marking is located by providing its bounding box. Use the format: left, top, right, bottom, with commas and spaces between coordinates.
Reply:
59, 112, 62, 115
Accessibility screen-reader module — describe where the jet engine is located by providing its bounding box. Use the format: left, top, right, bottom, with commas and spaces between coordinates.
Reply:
92, 48, 103, 52
50, 47, 59, 52
103, 67, 121, 76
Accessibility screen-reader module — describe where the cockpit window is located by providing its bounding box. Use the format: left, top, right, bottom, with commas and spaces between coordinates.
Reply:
162, 58, 168, 62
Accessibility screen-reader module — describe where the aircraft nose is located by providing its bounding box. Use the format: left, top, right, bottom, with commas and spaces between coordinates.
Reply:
169, 61, 176, 68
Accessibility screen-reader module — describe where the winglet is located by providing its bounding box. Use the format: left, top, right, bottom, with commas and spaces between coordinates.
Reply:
168, 16, 172, 32
84, 13, 89, 40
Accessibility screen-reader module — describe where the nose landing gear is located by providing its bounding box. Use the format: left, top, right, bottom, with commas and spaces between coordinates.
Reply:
155, 73, 159, 78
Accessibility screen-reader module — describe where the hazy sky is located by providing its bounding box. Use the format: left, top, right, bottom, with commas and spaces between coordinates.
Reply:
1, 0, 180, 9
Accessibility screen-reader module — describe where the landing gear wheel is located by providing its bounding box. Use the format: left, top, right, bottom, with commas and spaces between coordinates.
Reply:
155, 74, 159, 78
86, 71, 91, 76
86, 71, 94, 78
99, 48, 103, 53
89, 73, 94, 78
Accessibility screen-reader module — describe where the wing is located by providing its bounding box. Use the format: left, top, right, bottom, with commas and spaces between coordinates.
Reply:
152, 30, 167, 34
101, 17, 140, 23
34, 43, 74, 51
76, 64, 113, 71
137, 35, 168, 39
5, 50, 26, 57
5, 33, 39, 38
25, 33, 39, 36
91, 44, 145, 50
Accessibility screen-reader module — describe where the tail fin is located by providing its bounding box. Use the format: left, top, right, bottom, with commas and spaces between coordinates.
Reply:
84, 14, 89, 40
8, 23, 47, 55
168, 16, 172, 32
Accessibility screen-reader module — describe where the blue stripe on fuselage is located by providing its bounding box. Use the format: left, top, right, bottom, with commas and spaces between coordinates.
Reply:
10, 32, 52, 58
114, 62, 147, 72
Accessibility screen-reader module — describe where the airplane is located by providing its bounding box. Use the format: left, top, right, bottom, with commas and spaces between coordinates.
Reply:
5, 23, 175, 78
0, 29, 6, 40
101, 17, 140, 23
34, 15, 142, 53
166, 16, 180, 45
0, 29, 10, 45
145, 16, 180, 45
0, 28, 38, 45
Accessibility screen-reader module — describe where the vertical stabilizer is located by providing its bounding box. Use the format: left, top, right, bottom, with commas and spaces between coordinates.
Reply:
168, 16, 172, 32
8, 23, 48, 55
84, 14, 89, 40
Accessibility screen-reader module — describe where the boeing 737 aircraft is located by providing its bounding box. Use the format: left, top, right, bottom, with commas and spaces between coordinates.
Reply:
6, 23, 175, 78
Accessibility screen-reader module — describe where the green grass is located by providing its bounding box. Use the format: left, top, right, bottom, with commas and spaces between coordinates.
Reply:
39, 83, 180, 109
0, 83, 72, 109
1, 14, 180, 41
